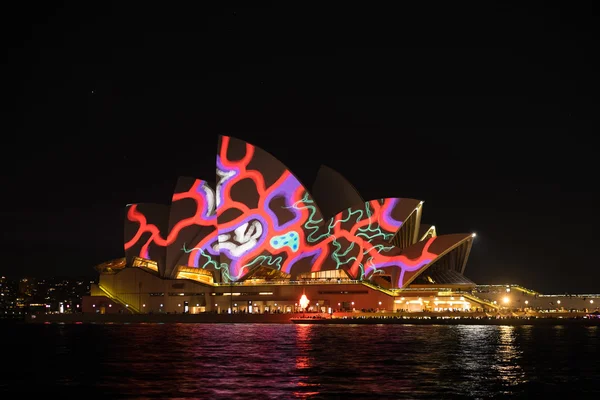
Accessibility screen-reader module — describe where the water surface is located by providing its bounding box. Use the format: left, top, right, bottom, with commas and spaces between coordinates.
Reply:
2, 323, 599, 398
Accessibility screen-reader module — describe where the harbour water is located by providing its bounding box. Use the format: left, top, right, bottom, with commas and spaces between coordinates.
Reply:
2, 323, 599, 398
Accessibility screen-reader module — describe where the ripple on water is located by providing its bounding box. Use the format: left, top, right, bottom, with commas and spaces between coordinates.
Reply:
1, 323, 599, 398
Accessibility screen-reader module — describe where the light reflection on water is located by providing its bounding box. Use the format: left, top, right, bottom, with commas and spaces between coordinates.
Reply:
2, 323, 599, 398
494, 326, 527, 391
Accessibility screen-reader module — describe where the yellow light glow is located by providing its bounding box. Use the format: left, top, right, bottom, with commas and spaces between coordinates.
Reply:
299, 294, 310, 309
503, 296, 510, 304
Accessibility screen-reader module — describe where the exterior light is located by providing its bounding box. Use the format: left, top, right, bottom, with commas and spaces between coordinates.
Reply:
378, 301, 382, 305
525, 300, 529, 305
591, 300, 594, 304
160, 304, 163, 307
178, 304, 181, 307
215, 304, 218, 307
557, 300, 561, 305
299, 294, 310, 310
142, 304, 146, 307
108, 304, 112, 307
502, 297, 510, 304
92, 304, 95, 307
472, 233, 476, 237
196, 304, 199, 307
125, 304, 129, 307
351, 301, 355, 305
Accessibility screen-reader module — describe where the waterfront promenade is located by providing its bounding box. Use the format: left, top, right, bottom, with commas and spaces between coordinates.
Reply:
24, 310, 600, 325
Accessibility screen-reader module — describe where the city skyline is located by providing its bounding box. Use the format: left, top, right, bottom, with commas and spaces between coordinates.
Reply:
2, 3, 594, 293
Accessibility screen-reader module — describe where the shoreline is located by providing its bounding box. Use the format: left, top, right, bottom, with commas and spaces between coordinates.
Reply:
290, 317, 600, 326
20, 313, 600, 326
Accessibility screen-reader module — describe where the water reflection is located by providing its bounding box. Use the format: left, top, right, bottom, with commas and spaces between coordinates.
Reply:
494, 325, 527, 391
2, 324, 599, 398
295, 324, 313, 370
293, 324, 320, 398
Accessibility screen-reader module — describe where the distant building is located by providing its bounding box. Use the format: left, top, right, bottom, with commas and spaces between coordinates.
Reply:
0, 276, 17, 319
19, 277, 92, 314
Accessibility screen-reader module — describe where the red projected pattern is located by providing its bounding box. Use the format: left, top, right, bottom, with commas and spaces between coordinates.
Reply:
123, 203, 168, 263
214, 136, 434, 287
124, 179, 219, 276
216, 135, 323, 281
123, 135, 466, 288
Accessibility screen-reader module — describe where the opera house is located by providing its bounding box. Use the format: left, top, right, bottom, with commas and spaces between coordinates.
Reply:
83, 135, 491, 315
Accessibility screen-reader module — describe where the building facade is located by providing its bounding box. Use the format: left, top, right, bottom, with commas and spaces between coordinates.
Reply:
83, 135, 490, 315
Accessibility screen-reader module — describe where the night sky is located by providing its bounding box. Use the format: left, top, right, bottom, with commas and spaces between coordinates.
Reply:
1, 3, 596, 293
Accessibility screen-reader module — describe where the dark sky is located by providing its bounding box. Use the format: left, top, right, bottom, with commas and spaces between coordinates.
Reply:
1, 3, 596, 293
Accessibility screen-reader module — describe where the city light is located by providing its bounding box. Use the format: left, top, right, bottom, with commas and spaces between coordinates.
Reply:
503, 296, 510, 304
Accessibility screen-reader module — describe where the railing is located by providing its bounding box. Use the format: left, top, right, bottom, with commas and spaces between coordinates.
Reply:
475, 284, 539, 296
457, 291, 500, 310
507, 285, 539, 296
97, 284, 140, 314
360, 281, 396, 296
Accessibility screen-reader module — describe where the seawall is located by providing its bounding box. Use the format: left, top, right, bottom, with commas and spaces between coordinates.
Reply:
24, 312, 600, 326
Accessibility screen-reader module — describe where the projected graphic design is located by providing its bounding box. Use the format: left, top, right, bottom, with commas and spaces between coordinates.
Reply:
122, 135, 473, 288
330, 198, 420, 242
215, 135, 324, 281
165, 177, 220, 278
361, 234, 474, 287
280, 198, 424, 286
124, 203, 170, 274
311, 164, 364, 220
124, 180, 219, 278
